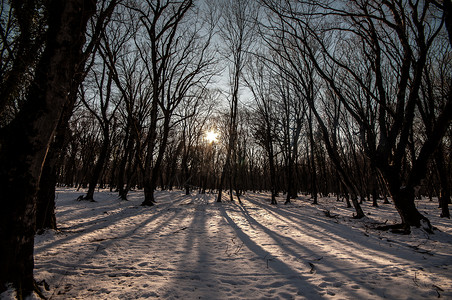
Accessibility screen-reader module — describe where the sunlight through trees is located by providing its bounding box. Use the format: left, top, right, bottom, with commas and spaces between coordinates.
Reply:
0, 0, 451, 297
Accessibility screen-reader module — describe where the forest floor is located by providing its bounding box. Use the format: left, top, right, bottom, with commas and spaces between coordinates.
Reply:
3, 188, 452, 299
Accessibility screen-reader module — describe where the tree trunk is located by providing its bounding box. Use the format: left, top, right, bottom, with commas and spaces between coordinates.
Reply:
217, 158, 229, 202
371, 183, 379, 207
36, 94, 78, 232
285, 161, 294, 204
344, 193, 352, 208
439, 186, 451, 219
117, 123, 132, 200
142, 185, 155, 206
141, 100, 159, 206
64, 139, 78, 187
84, 129, 110, 201
390, 186, 431, 233
36, 150, 58, 233
0, 0, 96, 296
268, 148, 278, 205
183, 162, 191, 195
435, 146, 450, 218
142, 115, 171, 206
167, 141, 183, 191
217, 126, 235, 203
308, 109, 318, 205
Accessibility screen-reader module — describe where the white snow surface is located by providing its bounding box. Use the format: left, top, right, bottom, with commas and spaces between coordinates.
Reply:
3, 188, 452, 299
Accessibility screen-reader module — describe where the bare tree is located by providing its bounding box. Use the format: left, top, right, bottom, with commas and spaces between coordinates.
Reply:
216, 0, 258, 203
307, 108, 319, 204
273, 64, 306, 204
260, 0, 367, 218
35, 0, 119, 230
79, 59, 120, 201
127, 0, 194, 205
177, 89, 218, 194
98, 6, 151, 200
128, 0, 216, 206
0, 0, 47, 123
0, 0, 104, 296
262, 0, 451, 231
418, 28, 451, 218
245, 56, 279, 204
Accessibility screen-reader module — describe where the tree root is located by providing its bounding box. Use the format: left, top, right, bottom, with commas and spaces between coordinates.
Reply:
34, 279, 49, 299
420, 217, 434, 234
375, 219, 435, 235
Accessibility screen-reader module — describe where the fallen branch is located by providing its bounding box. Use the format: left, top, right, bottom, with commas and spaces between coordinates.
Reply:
408, 245, 434, 256
172, 226, 188, 234
159, 226, 188, 237
323, 210, 338, 218
308, 262, 316, 274
432, 284, 444, 298
90, 236, 119, 243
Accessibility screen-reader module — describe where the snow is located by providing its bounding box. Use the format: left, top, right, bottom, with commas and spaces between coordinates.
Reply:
0, 286, 15, 300
2, 188, 452, 299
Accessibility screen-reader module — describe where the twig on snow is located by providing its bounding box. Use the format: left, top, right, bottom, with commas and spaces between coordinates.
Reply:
412, 271, 419, 287
432, 284, 443, 298
308, 262, 316, 274
323, 210, 338, 218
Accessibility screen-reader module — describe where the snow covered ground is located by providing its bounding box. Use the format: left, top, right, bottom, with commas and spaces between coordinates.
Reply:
3, 188, 452, 299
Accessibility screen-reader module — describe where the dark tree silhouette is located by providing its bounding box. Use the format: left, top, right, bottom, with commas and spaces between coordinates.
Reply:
0, 0, 99, 296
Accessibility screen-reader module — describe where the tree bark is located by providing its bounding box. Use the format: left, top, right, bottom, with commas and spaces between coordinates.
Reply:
390, 187, 429, 233
36, 145, 59, 232
36, 101, 75, 232
379, 163, 433, 233
0, 0, 96, 295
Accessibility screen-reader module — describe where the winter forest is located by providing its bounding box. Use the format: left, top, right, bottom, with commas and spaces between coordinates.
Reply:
1, 0, 452, 299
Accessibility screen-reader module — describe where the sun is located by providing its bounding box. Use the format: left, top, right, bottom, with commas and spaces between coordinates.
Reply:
205, 130, 218, 143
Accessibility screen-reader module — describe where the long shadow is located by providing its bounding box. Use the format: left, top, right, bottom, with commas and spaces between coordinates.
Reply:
34, 190, 195, 297
35, 190, 190, 254
164, 193, 223, 299
244, 197, 381, 250
237, 201, 393, 283
247, 196, 413, 256
35, 190, 452, 298
217, 202, 323, 299
233, 195, 446, 297
244, 194, 452, 264
234, 202, 379, 299
237, 194, 452, 298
